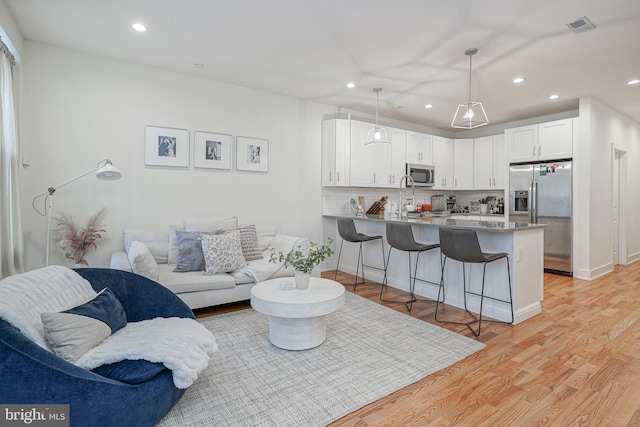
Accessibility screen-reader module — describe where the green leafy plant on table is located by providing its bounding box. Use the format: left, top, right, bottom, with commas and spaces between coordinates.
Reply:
269, 238, 334, 274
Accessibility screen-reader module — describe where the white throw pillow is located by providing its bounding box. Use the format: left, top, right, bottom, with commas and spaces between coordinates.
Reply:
200, 231, 247, 275
183, 216, 238, 232
127, 241, 160, 281
123, 229, 169, 264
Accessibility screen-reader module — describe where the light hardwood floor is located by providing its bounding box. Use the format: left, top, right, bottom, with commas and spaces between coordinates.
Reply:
195, 264, 640, 426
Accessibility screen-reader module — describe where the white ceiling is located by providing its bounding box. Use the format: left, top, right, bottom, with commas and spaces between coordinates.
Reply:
5, 0, 640, 130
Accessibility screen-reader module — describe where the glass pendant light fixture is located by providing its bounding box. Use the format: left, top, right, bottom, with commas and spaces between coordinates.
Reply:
366, 87, 390, 145
452, 48, 489, 129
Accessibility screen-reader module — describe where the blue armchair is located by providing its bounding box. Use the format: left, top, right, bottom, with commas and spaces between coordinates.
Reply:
0, 268, 195, 427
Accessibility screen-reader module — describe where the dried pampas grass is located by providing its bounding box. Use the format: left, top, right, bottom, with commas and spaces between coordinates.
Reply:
53, 206, 107, 266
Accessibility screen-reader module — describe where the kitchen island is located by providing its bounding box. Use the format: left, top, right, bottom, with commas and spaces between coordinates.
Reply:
323, 214, 545, 324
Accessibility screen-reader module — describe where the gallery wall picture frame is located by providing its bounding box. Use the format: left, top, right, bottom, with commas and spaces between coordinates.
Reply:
193, 130, 232, 170
144, 125, 190, 167
236, 136, 269, 173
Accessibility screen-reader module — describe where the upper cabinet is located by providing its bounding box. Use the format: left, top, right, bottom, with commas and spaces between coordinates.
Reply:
321, 119, 350, 186
539, 119, 573, 159
432, 136, 454, 189
406, 131, 433, 165
506, 118, 573, 163
388, 127, 407, 186
349, 121, 390, 187
322, 118, 508, 191
453, 139, 474, 190
474, 134, 506, 190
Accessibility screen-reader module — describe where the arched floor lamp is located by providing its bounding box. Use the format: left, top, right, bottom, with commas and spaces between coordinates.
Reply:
32, 159, 123, 266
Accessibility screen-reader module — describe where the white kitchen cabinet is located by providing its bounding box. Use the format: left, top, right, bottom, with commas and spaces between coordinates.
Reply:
506, 118, 573, 163
506, 125, 537, 163
453, 138, 474, 189
349, 120, 391, 187
493, 134, 506, 188
474, 134, 506, 190
539, 119, 573, 160
432, 136, 454, 189
321, 119, 350, 186
388, 127, 406, 186
406, 131, 433, 165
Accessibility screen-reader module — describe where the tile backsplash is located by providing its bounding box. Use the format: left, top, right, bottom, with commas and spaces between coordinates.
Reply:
322, 187, 505, 215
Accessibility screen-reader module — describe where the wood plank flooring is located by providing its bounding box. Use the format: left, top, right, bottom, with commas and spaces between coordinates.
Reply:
195, 264, 640, 426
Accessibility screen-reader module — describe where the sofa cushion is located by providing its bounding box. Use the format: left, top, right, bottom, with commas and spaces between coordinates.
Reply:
158, 264, 236, 294
183, 216, 238, 232
41, 288, 127, 363
127, 241, 159, 281
123, 229, 169, 264
173, 231, 222, 272
201, 231, 247, 275
257, 225, 277, 252
236, 224, 263, 261
92, 359, 167, 385
167, 224, 184, 264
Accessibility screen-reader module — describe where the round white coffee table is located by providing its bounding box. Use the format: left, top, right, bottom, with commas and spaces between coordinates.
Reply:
250, 277, 345, 350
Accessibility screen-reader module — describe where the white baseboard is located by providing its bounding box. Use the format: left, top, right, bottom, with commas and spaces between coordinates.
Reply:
513, 302, 542, 325
627, 252, 640, 265
574, 262, 613, 281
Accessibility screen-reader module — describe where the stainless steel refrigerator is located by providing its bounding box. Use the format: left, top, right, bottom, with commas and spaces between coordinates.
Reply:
509, 160, 572, 275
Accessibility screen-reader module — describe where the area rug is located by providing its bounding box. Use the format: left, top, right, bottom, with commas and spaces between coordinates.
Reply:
157, 292, 485, 427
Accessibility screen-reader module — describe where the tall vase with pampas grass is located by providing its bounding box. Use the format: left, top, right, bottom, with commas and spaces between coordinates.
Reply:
52, 206, 107, 267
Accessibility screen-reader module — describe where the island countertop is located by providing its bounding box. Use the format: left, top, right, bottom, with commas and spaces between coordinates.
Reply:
323, 213, 545, 324
323, 214, 546, 232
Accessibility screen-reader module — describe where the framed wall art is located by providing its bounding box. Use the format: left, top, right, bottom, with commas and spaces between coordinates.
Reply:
236, 136, 269, 173
144, 125, 190, 167
193, 130, 232, 170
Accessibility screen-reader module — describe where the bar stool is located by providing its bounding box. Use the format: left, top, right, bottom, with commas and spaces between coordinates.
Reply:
334, 218, 385, 292
435, 227, 514, 337
380, 222, 442, 312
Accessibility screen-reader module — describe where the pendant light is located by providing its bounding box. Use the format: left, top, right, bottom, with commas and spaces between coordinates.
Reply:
452, 48, 489, 129
366, 87, 390, 145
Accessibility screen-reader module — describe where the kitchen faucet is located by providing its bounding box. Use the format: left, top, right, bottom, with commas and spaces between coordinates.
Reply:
398, 175, 415, 218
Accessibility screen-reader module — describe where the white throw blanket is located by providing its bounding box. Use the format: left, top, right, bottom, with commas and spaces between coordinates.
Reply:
76, 317, 218, 389
0, 266, 217, 389
235, 235, 308, 282
0, 266, 97, 350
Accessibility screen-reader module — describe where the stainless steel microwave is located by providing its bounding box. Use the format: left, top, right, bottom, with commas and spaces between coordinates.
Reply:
406, 163, 435, 187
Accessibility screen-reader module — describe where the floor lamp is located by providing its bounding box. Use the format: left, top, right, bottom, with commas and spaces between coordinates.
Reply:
32, 159, 123, 266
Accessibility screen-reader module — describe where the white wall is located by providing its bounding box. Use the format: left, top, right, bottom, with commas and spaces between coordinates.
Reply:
574, 97, 640, 280
19, 41, 335, 271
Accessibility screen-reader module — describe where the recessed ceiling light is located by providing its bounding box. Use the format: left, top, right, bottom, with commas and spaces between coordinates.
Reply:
132, 23, 148, 32
628, 79, 640, 85
346, 82, 356, 89
424, 104, 433, 109
513, 77, 525, 84
549, 94, 559, 100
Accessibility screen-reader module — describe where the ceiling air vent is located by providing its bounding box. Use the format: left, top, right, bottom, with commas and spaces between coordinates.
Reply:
566, 16, 596, 34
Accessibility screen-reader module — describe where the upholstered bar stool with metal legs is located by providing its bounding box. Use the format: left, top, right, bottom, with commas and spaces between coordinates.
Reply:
435, 227, 514, 337
334, 218, 386, 291
380, 222, 442, 311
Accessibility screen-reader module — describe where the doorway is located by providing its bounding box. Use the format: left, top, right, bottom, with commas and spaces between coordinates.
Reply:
612, 146, 627, 266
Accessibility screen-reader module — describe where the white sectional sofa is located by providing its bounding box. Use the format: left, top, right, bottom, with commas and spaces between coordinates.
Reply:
110, 219, 306, 310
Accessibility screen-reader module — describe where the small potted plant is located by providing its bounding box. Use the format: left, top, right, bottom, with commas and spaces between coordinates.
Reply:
269, 238, 334, 289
